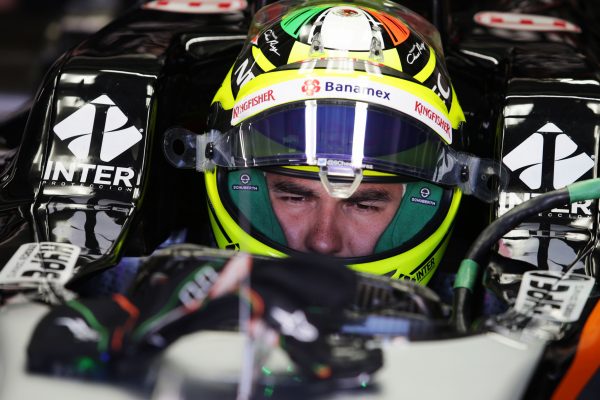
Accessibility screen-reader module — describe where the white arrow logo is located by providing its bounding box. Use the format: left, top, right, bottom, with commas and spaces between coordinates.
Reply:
53, 95, 143, 162
503, 123, 594, 190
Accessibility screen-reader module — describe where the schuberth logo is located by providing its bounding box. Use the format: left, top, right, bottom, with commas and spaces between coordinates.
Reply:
302, 79, 320, 96
232, 173, 258, 191
43, 95, 143, 192
503, 123, 594, 190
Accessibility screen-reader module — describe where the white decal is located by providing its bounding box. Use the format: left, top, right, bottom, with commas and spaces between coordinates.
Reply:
432, 72, 451, 100
232, 77, 453, 143
178, 266, 219, 308
502, 123, 594, 190
53, 95, 142, 162
271, 307, 318, 342
56, 317, 100, 342
498, 192, 593, 217
0, 242, 80, 286
263, 29, 280, 56
407, 42, 426, 65
514, 270, 594, 322
43, 95, 143, 191
143, 0, 248, 14
474, 11, 581, 33
233, 59, 256, 89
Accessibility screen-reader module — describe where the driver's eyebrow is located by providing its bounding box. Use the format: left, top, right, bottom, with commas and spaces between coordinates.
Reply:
346, 188, 393, 203
270, 181, 316, 197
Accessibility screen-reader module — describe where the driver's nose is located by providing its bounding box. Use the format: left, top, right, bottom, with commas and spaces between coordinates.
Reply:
304, 203, 343, 256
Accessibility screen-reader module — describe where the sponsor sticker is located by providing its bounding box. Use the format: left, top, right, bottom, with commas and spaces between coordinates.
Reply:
410, 186, 437, 206
231, 173, 259, 191
0, 242, 80, 286
514, 270, 594, 323
43, 95, 143, 194
231, 77, 452, 143
502, 123, 594, 190
498, 191, 593, 219
398, 256, 436, 282
143, 0, 248, 14
474, 11, 581, 33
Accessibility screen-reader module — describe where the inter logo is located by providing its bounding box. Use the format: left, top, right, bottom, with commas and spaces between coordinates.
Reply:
43, 95, 144, 191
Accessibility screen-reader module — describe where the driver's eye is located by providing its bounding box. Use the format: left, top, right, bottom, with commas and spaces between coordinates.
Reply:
280, 195, 305, 203
347, 201, 381, 212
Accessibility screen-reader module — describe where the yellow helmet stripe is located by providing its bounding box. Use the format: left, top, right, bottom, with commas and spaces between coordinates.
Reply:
383, 48, 402, 71
252, 45, 276, 72
212, 67, 236, 109
413, 46, 436, 83
449, 86, 466, 127
283, 165, 396, 177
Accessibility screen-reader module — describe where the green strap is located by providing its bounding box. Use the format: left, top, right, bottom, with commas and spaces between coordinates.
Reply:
568, 178, 600, 203
453, 259, 479, 292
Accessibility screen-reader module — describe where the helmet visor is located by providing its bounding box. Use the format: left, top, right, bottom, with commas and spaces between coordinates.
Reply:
201, 101, 505, 201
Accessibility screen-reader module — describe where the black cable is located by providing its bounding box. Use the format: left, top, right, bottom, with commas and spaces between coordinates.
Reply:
452, 188, 571, 332
466, 188, 570, 265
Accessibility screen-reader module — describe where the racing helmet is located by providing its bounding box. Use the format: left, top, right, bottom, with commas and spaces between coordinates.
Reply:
198, 0, 496, 284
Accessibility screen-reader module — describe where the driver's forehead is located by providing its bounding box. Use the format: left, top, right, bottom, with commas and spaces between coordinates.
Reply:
265, 172, 404, 197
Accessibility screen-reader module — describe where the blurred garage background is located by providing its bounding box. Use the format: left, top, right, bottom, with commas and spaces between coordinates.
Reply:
0, 0, 138, 121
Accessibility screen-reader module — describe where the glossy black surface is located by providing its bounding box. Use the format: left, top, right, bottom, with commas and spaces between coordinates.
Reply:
0, 6, 248, 282
446, 0, 600, 280
0, 0, 599, 285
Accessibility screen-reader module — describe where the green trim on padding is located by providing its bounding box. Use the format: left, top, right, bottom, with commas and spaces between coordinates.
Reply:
227, 169, 287, 245
374, 182, 442, 253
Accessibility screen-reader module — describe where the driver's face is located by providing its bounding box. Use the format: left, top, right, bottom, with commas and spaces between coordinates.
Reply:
266, 172, 404, 257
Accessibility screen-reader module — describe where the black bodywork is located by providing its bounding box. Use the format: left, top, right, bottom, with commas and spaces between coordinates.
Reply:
0, 0, 599, 397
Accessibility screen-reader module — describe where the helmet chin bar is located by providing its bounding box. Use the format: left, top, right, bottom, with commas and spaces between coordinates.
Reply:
318, 164, 364, 199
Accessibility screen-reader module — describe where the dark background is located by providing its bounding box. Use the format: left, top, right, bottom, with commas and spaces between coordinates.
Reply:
0, 0, 138, 121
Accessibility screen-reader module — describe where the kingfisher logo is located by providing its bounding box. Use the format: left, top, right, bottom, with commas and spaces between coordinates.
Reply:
302, 79, 320, 96
232, 90, 275, 119
43, 95, 143, 192
414, 101, 450, 136
503, 123, 594, 190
